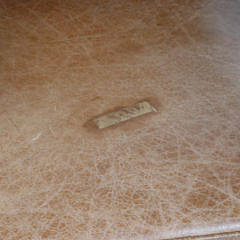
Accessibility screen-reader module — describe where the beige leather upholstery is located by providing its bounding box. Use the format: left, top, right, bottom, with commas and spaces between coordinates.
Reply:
0, 0, 240, 239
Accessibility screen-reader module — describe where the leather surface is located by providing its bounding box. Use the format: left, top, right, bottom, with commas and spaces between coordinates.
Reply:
173, 232, 240, 240
0, 0, 240, 239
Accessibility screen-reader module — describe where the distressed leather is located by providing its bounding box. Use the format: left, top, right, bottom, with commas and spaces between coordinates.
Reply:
0, 0, 240, 239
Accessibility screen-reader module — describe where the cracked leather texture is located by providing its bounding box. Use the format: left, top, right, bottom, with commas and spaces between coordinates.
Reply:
0, 0, 240, 239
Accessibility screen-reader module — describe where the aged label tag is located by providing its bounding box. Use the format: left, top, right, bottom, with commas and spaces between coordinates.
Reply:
93, 101, 157, 129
